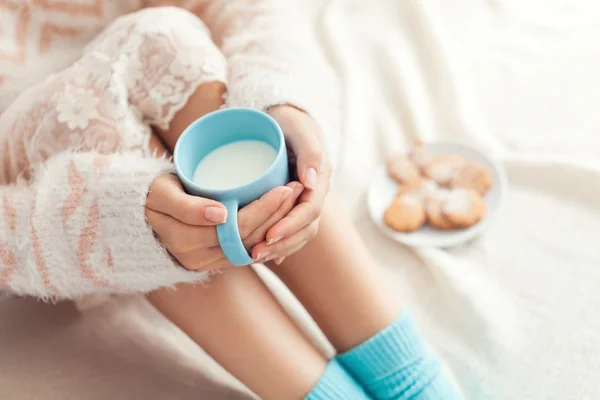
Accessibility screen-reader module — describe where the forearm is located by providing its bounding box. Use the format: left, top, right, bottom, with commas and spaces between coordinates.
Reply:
0, 151, 204, 299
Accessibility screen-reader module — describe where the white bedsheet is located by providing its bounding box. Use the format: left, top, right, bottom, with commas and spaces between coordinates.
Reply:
2, 1, 599, 399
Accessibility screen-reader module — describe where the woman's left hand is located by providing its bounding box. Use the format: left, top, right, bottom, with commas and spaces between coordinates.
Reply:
250, 105, 332, 264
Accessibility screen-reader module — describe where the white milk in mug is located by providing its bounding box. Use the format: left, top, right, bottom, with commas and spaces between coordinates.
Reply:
193, 140, 278, 190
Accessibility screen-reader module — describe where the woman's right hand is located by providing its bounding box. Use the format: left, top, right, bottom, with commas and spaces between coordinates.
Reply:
145, 174, 303, 271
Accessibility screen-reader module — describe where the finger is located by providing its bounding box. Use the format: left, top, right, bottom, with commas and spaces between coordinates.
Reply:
177, 245, 229, 271
255, 242, 308, 265
263, 201, 316, 245
146, 208, 220, 251
147, 174, 227, 226
237, 185, 293, 238
294, 135, 324, 191
167, 183, 299, 264
267, 241, 306, 266
265, 162, 330, 243
251, 220, 319, 261
242, 182, 303, 253
147, 209, 231, 270
261, 242, 306, 265
277, 114, 325, 191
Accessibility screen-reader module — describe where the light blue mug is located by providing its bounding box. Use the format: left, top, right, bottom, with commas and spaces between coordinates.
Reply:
173, 108, 289, 266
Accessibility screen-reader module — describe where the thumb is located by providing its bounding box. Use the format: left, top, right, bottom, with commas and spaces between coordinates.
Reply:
146, 174, 227, 226
293, 133, 324, 192
269, 106, 324, 191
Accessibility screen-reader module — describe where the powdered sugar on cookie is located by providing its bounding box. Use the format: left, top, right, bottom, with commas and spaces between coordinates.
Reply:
397, 193, 422, 207
441, 189, 485, 228
384, 143, 490, 232
387, 154, 420, 183
441, 189, 471, 215
423, 154, 465, 185
409, 145, 432, 168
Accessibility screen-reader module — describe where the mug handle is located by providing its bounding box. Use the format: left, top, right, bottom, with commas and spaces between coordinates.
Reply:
217, 199, 253, 266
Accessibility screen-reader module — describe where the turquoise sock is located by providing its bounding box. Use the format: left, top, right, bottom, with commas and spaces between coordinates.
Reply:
337, 312, 463, 400
305, 359, 371, 400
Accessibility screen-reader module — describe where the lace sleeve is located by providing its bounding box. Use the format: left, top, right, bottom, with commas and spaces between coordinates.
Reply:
196, 0, 340, 142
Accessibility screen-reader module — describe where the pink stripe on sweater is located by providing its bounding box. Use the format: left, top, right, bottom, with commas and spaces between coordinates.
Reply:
2, 194, 16, 232
32, 0, 104, 17
30, 197, 59, 294
0, 2, 30, 64
0, 245, 17, 286
77, 200, 114, 288
62, 160, 87, 227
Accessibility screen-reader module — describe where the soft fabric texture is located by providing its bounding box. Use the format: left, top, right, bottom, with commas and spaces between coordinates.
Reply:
5, 0, 598, 399
338, 313, 463, 399
0, 152, 207, 299
312, 1, 600, 399
0, 1, 337, 299
304, 359, 371, 400
0, 0, 338, 145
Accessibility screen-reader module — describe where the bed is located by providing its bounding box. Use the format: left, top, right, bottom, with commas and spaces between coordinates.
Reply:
2, 0, 600, 398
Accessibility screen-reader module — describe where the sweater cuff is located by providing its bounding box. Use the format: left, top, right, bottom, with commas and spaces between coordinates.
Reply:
94, 154, 208, 294
226, 68, 340, 148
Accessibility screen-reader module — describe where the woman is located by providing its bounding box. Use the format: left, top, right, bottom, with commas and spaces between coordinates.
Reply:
0, 1, 462, 399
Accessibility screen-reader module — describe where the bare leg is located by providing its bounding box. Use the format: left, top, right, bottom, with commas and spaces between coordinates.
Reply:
148, 269, 327, 400
266, 196, 402, 352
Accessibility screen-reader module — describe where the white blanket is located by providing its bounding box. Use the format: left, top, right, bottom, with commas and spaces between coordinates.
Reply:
312, 1, 600, 399
2, 1, 600, 399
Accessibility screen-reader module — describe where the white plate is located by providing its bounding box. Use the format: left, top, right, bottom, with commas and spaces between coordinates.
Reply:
367, 142, 507, 248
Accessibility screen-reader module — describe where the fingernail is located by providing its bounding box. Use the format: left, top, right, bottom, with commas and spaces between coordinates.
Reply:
267, 236, 283, 245
205, 206, 227, 223
280, 186, 293, 202
255, 251, 271, 262
274, 257, 286, 265
305, 167, 317, 190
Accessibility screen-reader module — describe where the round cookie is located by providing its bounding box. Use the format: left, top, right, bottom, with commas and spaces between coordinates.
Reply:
425, 197, 455, 230
451, 161, 492, 195
423, 154, 465, 186
387, 154, 420, 184
383, 194, 426, 233
419, 180, 440, 201
397, 179, 440, 202
409, 143, 433, 170
441, 189, 485, 228
396, 178, 426, 197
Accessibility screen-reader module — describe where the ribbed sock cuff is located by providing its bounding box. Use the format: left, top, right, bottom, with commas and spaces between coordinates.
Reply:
338, 312, 428, 383
337, 312, 463, 399
304, 359, 370, 400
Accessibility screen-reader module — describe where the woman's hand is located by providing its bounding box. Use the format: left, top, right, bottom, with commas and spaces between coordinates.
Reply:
145, 174, 304, 271
253, 105, 333, 264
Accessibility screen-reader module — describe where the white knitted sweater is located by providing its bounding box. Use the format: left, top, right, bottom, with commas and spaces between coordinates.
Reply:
0, 0, 337, 299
